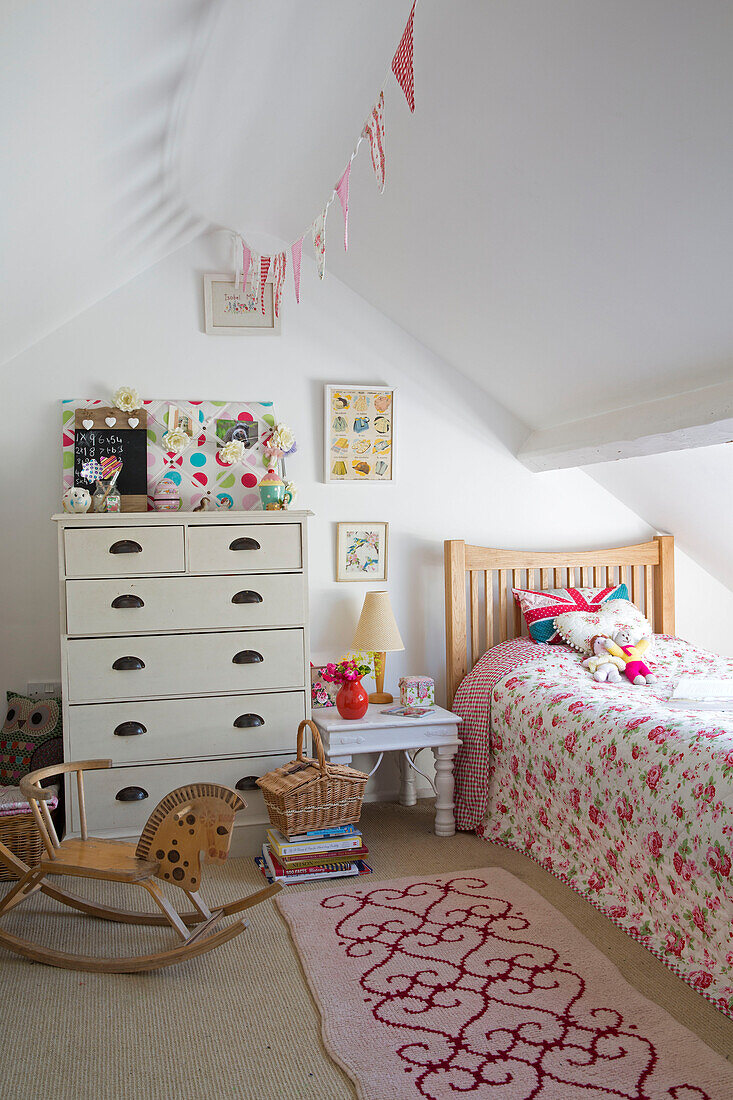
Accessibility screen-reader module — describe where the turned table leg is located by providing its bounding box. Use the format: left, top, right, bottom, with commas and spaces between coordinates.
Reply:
399, 752, 417, 807
433, 744, 457, 837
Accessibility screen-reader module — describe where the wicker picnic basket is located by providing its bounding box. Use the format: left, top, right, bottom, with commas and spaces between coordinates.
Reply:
256, 719, 368, 838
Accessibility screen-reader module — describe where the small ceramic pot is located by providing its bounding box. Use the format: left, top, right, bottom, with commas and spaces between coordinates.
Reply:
258, 468, 292, 510
336, 677, 369, 721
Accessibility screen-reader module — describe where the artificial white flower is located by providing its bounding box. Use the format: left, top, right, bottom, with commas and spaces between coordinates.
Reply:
273, 424, 295, 452
219, 439, 246, 465
163, 427, 190, 454
112, 386, 141, 413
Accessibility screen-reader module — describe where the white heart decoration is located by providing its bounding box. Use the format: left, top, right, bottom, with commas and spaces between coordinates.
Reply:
128, 417, 139, 428
82, 419, 94, 430
105, 416, 117, 427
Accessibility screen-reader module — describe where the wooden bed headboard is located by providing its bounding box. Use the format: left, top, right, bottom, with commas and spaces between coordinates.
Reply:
444, 535, 675, 707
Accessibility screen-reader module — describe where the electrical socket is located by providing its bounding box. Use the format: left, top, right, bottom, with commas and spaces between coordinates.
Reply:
27, 681, 61, 699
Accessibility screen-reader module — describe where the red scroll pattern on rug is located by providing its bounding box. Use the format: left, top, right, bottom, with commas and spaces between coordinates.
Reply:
321, 875, 712, 1099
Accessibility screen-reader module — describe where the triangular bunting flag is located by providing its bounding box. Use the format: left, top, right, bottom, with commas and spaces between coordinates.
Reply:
335, 164, 351, 251
272, 251, 287, 318
312, 207, 327, 280
392, 2, 416, 112
234, 234, 243, 291
259, 255, 271, 314
291, 237, 303, 303
362, 91, 386, 192
242, 241, 252, 294
245, 250, 260, 310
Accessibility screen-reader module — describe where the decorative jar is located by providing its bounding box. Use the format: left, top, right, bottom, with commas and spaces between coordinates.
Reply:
399, 675, 435, 708
336, 677, 369, 721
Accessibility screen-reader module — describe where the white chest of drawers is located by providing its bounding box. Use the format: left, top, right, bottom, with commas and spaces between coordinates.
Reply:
53, 511, 312, 848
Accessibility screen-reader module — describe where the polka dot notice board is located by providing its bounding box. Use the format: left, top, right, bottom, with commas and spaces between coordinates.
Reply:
62, 399, 277, 511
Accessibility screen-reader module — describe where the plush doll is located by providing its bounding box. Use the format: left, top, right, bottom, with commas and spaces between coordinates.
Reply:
604, 626, 657, 686
582, 635, 625, 683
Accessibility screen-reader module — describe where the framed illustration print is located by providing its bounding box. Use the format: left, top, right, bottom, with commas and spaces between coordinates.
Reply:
324, 384, 394, 481
336, 522, 389, 582
203, 274, 281, 335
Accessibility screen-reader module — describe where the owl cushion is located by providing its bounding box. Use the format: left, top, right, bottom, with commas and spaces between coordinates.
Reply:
553, 599, 651, 656
1, 693, 63, 785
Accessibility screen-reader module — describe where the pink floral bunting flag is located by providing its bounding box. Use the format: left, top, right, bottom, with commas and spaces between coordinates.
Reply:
291, 236, 303, 303
242, 241, 252, 294
392, 1, 416, 112
246, 250, 260, 310
272, 251, 287, 318
362, 91, 386, 192
335, 164, 351, 251
312, 207, 327, 280
259, 255, 271, 314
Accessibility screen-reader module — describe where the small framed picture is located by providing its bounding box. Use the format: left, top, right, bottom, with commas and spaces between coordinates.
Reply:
336, 522, 389, 582
325, 384, 394, 481
203, 273, 281, 335
311, 666, 339, 709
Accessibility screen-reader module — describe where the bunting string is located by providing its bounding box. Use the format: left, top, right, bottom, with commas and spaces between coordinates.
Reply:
232, 1, 418, 309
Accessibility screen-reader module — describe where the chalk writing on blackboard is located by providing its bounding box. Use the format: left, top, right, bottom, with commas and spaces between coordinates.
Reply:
73, 429, 147, 498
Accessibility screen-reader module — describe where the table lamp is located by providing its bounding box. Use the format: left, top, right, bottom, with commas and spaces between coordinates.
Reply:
352, 590, 404, 704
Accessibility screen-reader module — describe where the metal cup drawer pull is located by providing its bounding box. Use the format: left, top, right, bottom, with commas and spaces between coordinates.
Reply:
235, 776, 260, 791
113, 721, 147, 737
229, 537, 260, 551
112, 655, 146, 671
233, 713, 264, 728
111, 594, 145, 609
231, 590, 263, 605
232, 650, 263, 665
115, 786, 148, 802
109, 540, 143, 555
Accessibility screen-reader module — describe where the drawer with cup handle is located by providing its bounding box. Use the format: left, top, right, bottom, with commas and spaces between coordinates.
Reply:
64, 525, 185, 578
187, 523, 302, 574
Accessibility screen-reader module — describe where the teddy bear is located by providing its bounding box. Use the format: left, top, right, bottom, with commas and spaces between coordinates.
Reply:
603, 625, 657, 686
582, 635, 625, 683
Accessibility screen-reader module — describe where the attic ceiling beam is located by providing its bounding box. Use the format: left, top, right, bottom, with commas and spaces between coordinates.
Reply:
517, 378, 733, 472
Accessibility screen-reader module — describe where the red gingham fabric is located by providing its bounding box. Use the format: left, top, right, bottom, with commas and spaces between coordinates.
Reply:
259, 255, 271, 314
453, 638, 544, 831
392, 2, 416, 112
291, 236, 303, 303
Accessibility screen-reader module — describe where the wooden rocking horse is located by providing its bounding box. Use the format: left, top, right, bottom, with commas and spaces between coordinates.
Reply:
0, 760, 281, 972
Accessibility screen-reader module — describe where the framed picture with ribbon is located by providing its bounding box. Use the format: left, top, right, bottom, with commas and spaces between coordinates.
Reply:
203, 274, 281, 335
324, 384, 394, 482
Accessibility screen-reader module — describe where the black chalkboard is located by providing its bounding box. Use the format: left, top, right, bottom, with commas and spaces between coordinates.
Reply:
74, 429, 148, 498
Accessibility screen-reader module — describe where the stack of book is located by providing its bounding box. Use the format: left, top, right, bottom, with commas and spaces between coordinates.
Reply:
256, 823, 371, 885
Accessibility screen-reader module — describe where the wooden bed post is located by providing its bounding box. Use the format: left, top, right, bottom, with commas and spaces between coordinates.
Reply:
654, 534, 675, 636
445, 540, 467, 709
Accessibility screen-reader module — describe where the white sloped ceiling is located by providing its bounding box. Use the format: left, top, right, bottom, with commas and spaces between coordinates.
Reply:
2, 1, 732, 591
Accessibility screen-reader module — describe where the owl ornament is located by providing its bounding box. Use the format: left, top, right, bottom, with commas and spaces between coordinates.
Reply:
1, 694, 63, 784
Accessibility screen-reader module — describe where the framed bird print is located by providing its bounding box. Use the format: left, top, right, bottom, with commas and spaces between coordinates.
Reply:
325, 384, 394, 482
336, 522, 389, 581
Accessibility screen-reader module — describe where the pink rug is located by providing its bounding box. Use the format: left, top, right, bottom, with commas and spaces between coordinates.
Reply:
278, 868, 733, 1099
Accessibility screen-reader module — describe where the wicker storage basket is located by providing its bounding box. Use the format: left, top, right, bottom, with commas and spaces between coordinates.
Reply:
257, 719, 368, 838
0, 811, 44, 881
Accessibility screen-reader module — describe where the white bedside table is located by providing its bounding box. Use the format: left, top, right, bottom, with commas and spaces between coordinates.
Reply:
311, 704, 462, 837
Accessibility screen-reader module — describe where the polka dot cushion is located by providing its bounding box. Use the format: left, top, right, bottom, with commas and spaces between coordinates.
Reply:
513, 584, 630, 644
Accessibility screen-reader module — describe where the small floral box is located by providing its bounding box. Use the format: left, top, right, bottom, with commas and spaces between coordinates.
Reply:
399, 676, 435, 708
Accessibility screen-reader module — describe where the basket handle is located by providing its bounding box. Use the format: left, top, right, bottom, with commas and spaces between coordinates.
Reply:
297, 719, 329, 776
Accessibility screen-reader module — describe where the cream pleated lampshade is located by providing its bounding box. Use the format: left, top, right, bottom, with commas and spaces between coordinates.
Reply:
352, 591, 404, 653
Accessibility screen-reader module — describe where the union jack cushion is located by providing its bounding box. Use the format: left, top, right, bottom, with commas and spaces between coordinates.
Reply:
513, 584, 629, 643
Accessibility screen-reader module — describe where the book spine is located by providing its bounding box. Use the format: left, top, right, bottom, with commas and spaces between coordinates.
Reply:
270, 834, 362, 857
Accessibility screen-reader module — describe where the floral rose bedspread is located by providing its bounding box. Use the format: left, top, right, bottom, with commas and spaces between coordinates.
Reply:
452, 636, 733, 1016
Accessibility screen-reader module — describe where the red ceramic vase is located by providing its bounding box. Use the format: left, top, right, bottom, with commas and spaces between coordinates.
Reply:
336, 677, 369, 720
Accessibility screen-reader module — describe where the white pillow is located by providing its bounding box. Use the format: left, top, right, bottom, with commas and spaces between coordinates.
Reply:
553, 599, 651, 655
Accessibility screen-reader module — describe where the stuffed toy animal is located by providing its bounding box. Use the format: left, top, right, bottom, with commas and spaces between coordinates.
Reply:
582, 635, 625, 683
604, 626, 657, 686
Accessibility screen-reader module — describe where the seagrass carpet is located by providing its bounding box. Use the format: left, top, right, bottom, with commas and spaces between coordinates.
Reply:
0, 801, 731, 1099
278, 867, 733, 1100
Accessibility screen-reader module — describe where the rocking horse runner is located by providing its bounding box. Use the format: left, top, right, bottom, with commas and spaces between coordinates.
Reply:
0, 760, 281, 973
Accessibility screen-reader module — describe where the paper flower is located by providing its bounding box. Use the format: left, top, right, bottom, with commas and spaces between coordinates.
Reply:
163, 427, 190, 454
112, 386, 141, 413
263, 423, 297, 460
219, 439, 246, 465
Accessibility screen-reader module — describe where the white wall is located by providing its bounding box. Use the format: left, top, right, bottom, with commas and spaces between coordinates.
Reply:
1, 234, 727, 792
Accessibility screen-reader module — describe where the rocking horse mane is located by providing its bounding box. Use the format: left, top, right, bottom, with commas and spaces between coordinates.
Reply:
136, 783, 245, 891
